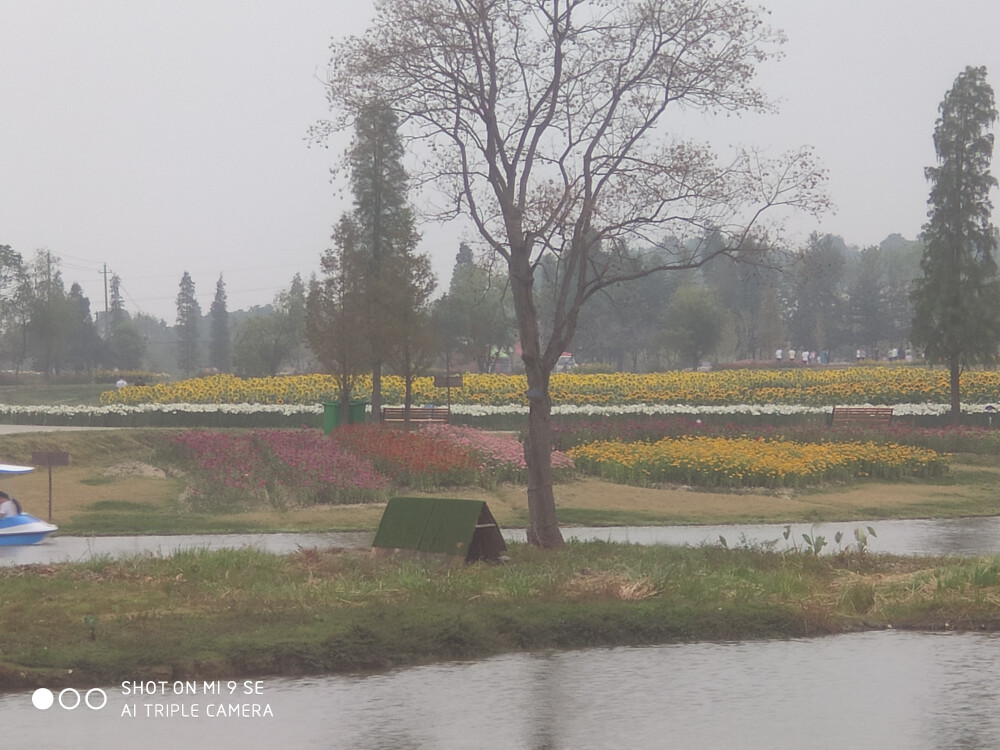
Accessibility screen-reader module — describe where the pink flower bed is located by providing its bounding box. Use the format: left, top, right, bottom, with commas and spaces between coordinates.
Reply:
419, 424, 575, 479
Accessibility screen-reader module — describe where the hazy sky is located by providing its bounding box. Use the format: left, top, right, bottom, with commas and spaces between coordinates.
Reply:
2, 0, 999, 321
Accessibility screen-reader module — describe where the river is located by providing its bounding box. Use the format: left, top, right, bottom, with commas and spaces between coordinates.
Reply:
1, 630, 997, 749
4, 514, 1000, 566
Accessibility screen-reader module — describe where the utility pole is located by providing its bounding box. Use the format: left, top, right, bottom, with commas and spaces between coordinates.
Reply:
102, 263, 109, 339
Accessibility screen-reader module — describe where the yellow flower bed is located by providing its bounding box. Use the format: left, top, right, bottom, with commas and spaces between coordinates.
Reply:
566, 436, 948, 489
99, 367, 1000, 408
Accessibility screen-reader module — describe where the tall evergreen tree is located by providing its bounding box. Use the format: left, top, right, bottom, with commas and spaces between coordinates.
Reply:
66, 282, 103, 372
308, 100, 429, 416
108, 273, 128, 333
28, 250, 74, 375
104, 272, 145, 370
175, 271, 201, 376
209, 274, 230, 372
911, 66, 1000, 421
274, 273, 310, 372
350, 101, 423, 417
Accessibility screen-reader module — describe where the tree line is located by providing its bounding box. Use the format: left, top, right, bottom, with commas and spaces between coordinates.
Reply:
0, 228, 925, 381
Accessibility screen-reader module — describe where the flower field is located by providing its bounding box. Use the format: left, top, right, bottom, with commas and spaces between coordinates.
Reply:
31, 368, 990, 496
567, 436, 948, 489
166, 426, 575, 509
420, 424, 576, 479
168, 430, 393, 509
100, 367, 1000, 408
551, 415, 1000, 454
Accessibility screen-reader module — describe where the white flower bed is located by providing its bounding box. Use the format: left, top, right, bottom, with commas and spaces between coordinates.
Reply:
0, 403, 325, 417
450, 402, 999, 417
0, 401, 994, 426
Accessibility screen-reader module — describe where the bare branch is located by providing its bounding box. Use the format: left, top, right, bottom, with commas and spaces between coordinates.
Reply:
316, 0, 829, 547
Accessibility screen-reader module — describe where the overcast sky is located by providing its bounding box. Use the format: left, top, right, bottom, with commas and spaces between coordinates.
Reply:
2, 1, 999, 322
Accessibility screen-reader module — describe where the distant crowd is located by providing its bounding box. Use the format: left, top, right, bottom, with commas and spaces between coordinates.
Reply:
775, 347, 915, 366
774, 348, 827, 366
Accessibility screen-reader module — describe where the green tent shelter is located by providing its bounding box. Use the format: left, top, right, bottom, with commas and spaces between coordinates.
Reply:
371, 497, 507, 562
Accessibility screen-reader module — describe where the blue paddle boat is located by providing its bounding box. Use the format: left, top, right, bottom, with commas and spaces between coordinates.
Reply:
0, 463, 57, 545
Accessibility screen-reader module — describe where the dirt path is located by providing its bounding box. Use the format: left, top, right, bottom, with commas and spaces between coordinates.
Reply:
408, 470, 997, 526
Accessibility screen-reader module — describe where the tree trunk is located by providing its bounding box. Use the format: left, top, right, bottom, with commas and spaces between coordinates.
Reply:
949, 355, 962, 425
403, 345, 414, 430
371, 360, 383, 419
509, 250, 565, 549
524, 363, 564, 547
339, 359, 352, 416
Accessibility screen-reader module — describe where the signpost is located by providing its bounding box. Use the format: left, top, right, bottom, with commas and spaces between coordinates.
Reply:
31, 451, 69, 523
433, 374, 464, 409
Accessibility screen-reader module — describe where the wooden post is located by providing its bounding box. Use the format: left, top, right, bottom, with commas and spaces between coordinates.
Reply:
31, 451, 70, 523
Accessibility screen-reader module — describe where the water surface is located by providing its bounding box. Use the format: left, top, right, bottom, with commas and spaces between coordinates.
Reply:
2, 631, 998, 749
5, 514, 1000, 567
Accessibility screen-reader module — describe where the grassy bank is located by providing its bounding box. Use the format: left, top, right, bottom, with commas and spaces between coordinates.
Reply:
2, 542, 999, 691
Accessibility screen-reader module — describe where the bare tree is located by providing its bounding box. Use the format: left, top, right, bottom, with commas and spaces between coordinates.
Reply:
317, 0, 828, 547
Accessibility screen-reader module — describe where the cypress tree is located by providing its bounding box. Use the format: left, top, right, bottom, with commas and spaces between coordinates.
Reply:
209, 274, 230, 372
175, 271, 201, 376
912, 66, 1000, 421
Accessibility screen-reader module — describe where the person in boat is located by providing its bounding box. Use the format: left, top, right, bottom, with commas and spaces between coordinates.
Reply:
0, 491, 23, 518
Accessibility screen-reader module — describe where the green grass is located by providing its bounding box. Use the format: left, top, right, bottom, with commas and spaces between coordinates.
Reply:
557, 507, 689, 527
2, 542, 1000, 689
55, 500, 280, 536
0, 428, 169, 465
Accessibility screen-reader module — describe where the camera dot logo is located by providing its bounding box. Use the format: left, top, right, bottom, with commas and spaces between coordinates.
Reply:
31, 688, 54, 710
32, 687, 107, 710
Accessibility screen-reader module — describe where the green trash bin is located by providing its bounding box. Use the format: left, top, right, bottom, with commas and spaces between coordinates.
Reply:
322, 401, 342, 434
348, 400, 368, 424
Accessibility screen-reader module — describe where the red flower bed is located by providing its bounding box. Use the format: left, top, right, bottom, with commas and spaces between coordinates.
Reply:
168, 429, 392, 509
329, 425, 481, 489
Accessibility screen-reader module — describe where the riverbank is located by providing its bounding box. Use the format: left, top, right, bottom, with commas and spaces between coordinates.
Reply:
1, 542, 998, 691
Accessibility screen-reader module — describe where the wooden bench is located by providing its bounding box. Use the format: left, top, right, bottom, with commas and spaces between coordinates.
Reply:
381, 406, 450, 427
830, 406, 893, 427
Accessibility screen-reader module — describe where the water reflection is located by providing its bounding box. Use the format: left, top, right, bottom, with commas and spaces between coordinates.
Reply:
0, 531, 374, 566
510, 516, 1000, 557
2, 631, 1000, 749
